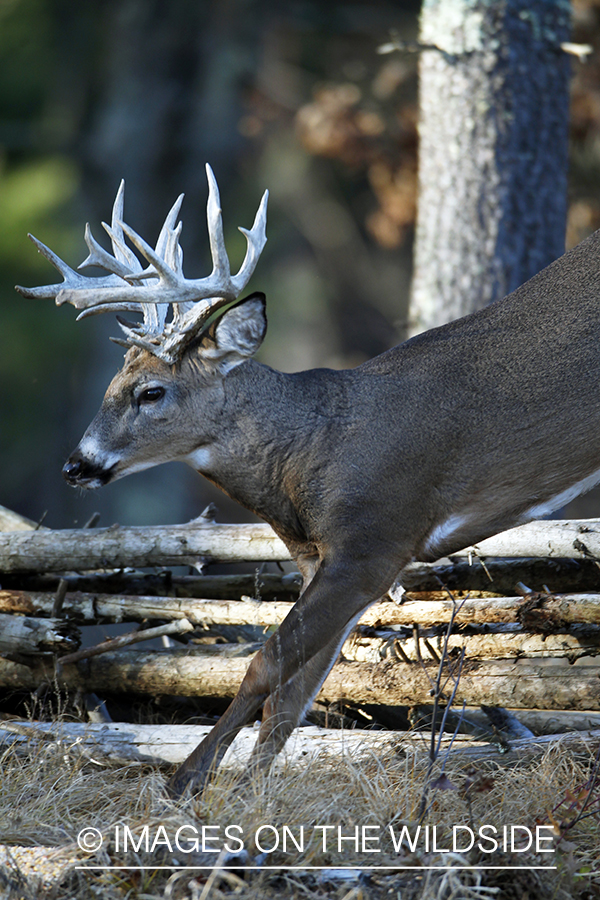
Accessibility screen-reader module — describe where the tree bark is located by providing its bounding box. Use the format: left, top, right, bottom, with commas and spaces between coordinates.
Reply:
3, 589, 600, 629
0, 521, 289, 573
0, 613, 79, 658
4, 557, 600, 598
2, 651, 599, 710
410, 0, 571, 335
3, 518, 600, 575
1, 720, 598, 768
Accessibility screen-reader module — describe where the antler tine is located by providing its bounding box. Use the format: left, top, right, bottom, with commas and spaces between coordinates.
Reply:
102, 222, 144, 276
165, 221, 184, 275
144, 195, 185, 335
112, 180, 125, 229
15, 233, 117, 299
79, 223, 135, 280
165, 221, 189, 329
109, 181, 138, 270
231, 188, 269, 293
205, 164, 231, 280
76, 301, 145, 321
155, 193, 185, 261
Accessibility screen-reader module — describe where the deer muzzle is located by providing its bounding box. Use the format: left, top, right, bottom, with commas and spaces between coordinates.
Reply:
63, 451, 116, 489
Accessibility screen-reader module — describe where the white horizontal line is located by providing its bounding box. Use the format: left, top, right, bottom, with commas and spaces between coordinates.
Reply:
75, 865, 557, 871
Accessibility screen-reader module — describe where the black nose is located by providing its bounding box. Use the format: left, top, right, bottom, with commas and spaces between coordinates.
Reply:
62, 452, 115, 487
63, 458, 83, 484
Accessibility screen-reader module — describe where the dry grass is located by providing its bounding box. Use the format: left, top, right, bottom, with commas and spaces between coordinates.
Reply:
0, 723, 599, 900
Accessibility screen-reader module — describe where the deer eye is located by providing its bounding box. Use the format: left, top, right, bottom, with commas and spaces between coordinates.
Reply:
138, 386, 165, 404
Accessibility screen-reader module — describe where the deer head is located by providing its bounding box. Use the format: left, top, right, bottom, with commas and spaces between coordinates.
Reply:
16, 166, 269, 488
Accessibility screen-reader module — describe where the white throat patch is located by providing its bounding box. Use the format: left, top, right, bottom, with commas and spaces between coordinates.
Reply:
182, 447, 214, 474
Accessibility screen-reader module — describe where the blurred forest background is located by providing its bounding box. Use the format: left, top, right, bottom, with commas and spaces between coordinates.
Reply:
2, 0, 600, 531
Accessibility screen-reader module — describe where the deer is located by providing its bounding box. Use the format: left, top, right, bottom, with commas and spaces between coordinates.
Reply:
15, 165, 600, 796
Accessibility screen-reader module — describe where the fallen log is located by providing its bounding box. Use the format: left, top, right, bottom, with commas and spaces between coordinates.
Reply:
0, 521, 289, 573
499, 708, 600, 734
1, 650, 599, 709
403, 556, 600, 595
0, 572, 301, 607
0, 613, 79, 658
1, 720, 598, 768
0, 589, 296, 625
4, 557, 600, 597
0, 504, 42, 532
4, 518, 600, 575
409, 706, 600, 737
459, 519, 600, 561
2, 590, 600, 629
343, 630, 600, 663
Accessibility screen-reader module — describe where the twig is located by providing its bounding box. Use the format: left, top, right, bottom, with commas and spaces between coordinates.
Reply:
417, 592, 468, 821
57, 618, 194, 667
51, 579, 68, 618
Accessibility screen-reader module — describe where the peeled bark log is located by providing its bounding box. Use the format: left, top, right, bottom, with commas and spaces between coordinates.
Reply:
456, 519, 600, 561
1, 650, 598, 710
2, 589, 600, 630
3, 518, 600, 576
343, 631, 600, 664
1, 720, 598, 768
321, 659, 600, 711
0, 589, 296, 625
0, 521, 289, 574
0, 613, 79, 657
0, 504, 41, 532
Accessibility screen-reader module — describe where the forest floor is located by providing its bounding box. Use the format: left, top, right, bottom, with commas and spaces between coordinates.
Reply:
0, 718, 598, 900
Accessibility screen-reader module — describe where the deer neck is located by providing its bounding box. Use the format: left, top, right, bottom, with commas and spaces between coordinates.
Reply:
185, 360, 336, 549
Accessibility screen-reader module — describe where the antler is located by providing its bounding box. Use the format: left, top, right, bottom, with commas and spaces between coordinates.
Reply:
15, 165, 269, 364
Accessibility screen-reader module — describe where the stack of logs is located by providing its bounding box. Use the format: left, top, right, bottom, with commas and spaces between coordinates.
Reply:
1, 504, 600, 729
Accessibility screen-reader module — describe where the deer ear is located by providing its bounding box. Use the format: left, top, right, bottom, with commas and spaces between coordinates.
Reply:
212, 292, 267, 368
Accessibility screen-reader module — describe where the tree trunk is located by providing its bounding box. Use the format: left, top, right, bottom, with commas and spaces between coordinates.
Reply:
410, 0, 571, 335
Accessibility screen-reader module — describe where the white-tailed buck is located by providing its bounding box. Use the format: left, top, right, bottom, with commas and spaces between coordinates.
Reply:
16, 166, 600, 795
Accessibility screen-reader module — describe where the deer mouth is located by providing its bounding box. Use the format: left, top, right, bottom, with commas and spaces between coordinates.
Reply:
62, 456, 117, 489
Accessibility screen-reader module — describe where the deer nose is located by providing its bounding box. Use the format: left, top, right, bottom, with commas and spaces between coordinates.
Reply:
63, 459, 83, 483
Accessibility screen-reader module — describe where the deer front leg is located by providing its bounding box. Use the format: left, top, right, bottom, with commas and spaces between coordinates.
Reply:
246, 616, 364, 774
166, 556, 397, 797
